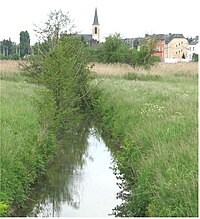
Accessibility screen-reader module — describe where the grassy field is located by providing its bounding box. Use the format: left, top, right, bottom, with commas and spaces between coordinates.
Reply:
91, 62, 198, 76
0, 60, 22, 78
0, 61, 56, 216
0, 61, 198, 216
92, 62, 198, 216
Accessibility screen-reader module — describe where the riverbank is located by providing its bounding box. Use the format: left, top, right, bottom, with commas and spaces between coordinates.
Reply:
92, 62, 198, 216
0, 74, 56, 216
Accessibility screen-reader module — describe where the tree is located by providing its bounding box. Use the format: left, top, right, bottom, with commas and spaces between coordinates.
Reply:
93, 33, 160, 68
23, 10, 91, 135
96, 33, 132, 63
20, 31, 30, 58
34, 9, 75, 53
0, 39, 20, 60
130, 38, 160, 69
192, 53, 198, 62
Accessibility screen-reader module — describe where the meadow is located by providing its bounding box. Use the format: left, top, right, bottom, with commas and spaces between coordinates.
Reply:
91, 62, 198, 216
0, 60, 56, 216
0, 60, 198, 216
0, 60, 21, 77
92, 61, 198, 76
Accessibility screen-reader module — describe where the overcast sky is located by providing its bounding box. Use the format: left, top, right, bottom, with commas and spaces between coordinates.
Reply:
0, 0, 199, 45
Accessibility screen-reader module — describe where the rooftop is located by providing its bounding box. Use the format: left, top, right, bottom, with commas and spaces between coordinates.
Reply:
189, 36, 199, 45
165, 33, 185, 44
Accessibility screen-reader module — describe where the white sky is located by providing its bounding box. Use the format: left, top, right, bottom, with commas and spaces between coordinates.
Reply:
0, 0, 199, 45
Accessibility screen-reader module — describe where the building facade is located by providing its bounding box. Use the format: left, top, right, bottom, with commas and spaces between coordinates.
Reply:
122, 37, 143, 50
145, 34, 165, 59
164, 34, 188, 62
188, 36, 199, 61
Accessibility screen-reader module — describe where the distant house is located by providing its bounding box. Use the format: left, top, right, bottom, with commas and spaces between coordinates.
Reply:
78, 34, 99, 46
164, 33, 189, 62
145, 34, 165, 59
188, 36, 199, 61
122, 37, 144, 50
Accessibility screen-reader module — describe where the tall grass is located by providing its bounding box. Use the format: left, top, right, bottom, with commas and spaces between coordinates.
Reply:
0, 60, 21, 78
92, 63, 198, 216
0, 75, 56, 216
91, 62, 198, 77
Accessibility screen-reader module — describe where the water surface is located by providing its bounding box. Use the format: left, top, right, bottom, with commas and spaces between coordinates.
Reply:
15, 123, 120, 217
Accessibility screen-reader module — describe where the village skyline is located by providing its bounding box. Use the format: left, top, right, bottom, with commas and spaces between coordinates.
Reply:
0, 0, 199, 45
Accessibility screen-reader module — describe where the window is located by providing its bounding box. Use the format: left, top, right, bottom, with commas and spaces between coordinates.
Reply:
193, 47, 195, 51
95, 27, 97, 34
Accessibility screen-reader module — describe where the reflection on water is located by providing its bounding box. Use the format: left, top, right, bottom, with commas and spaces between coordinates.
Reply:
15, 120, 120, 217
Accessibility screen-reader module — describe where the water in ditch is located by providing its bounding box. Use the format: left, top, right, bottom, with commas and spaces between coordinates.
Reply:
14, 120, 121, 217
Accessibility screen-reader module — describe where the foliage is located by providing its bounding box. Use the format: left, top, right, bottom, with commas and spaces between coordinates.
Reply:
25, 35, 91, 135
124, 72, 161, 81
34, 9, 75, 52
0, 38, 19, 57
90, 33, 160, 69
0, 202, 9, 216
130, 38, 160, 68
0, 54, 19, 60
92, 69, 198, 217
21, 10, 92, 138
0, 78, 56, 216
96, 33, 132, 64
19, 31, 31, 58
192, 53, 198, 62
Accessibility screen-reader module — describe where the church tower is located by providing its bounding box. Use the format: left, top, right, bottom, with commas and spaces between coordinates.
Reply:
92, 8, 100, 42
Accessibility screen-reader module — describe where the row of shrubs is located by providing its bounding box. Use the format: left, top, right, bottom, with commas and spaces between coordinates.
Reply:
0, 54, 20, 60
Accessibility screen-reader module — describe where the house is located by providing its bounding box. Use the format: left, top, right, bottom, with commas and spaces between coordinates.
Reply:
122, 37, 144, 50
164, 33, 189, 62
145, 34, 165, 59
188, 36, 199, 61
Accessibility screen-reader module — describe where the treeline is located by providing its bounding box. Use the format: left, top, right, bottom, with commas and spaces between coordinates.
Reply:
0, 31, 31, 60
87, 33, 160, 69
29, 33, 160, 69
2, 29, 160, 70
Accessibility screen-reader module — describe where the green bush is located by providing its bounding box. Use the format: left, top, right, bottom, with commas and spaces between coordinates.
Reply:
192, 53, 198, 62
0, 54, 20, 60
124, 72, 161, 81
0, 202, 9, 216
24, 35, 91, 135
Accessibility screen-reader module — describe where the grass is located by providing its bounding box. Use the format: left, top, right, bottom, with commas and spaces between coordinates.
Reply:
91, 62, 198, 77
92, 62, 198, 216
0, 60, 22, 78
0, 66, 56, 216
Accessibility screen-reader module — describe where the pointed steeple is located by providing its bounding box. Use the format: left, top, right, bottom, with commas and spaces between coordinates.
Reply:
93, 8, 99, 25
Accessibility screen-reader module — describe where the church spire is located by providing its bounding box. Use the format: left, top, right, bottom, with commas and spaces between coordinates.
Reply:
92, 7, 100, 42
93, 7, 99, 25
